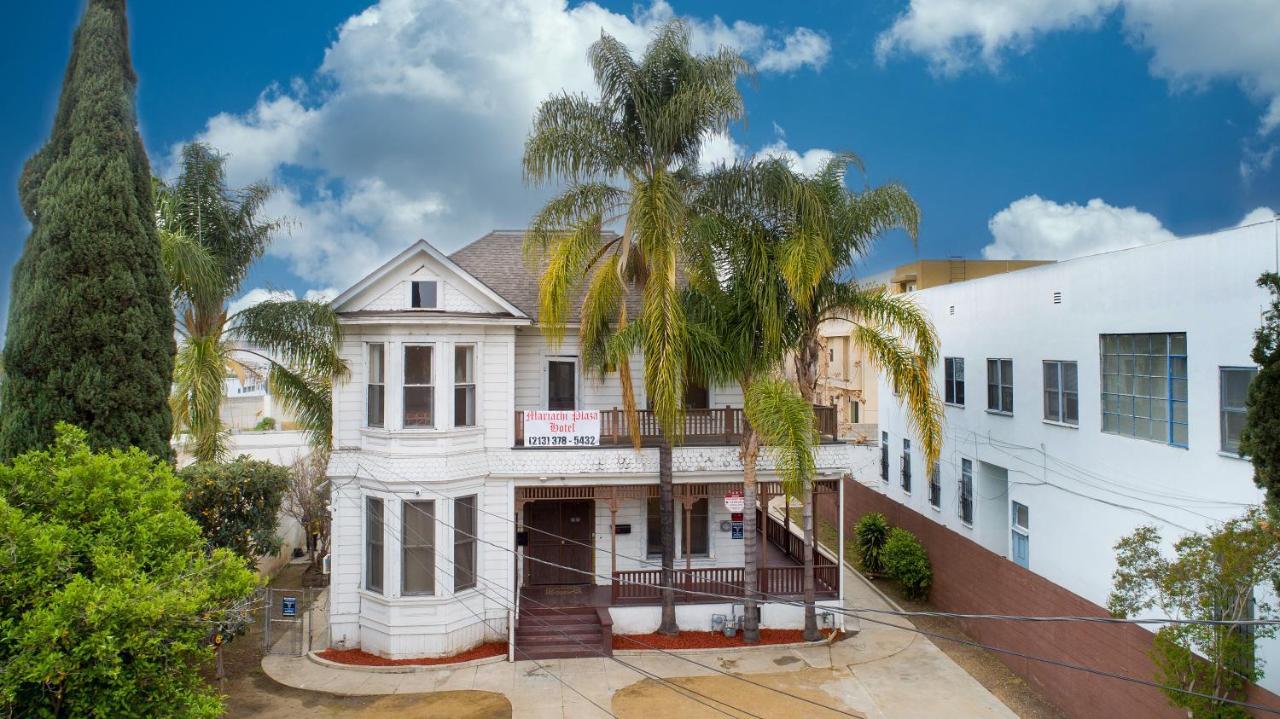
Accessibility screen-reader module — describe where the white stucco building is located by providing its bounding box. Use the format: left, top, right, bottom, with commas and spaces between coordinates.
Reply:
875, 217, 1280, 690
325, 232, 861, 660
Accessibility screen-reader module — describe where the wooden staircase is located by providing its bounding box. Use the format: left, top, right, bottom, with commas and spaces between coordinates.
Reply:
515, 604, 612, 660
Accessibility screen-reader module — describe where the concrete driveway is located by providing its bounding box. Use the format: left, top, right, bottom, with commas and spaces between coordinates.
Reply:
260, 568, 1016, 718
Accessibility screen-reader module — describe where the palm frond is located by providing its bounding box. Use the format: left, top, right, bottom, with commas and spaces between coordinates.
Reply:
852, 324, 945, 467
172, 331, 232, 462
744, 379, 818, 500
267, 364, 334, 451
823, 283, 940, 366
229, 299, 347, 379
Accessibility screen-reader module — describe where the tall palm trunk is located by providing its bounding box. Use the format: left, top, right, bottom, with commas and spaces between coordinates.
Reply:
740, 426, 761, 643
658, 440, 679, 635
795, 356, 820, 640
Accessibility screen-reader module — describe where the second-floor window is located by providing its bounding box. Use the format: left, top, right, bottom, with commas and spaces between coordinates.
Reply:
454, 345, 476, 427
1043, 360, 1079, 425
987, 359, 1013, 413
959, 459, 974, 524
901, 438, 912, 493
367, 343, 385, 428
404, 345, 434, 428
1101, 333, 1187, 447
548, 359, 576, 411
1220, 367, 1257, 454
944, 357, 965, 405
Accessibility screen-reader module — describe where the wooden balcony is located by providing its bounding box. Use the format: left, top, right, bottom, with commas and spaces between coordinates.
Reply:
513, 405, 839, 448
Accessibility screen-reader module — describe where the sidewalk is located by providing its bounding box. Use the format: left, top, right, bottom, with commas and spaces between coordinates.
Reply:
262, 568, 1016, 718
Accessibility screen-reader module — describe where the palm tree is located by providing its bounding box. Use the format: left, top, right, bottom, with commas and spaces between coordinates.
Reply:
522, 20, 748, 635
158, 143, 348, 462
781, 156, 944, 639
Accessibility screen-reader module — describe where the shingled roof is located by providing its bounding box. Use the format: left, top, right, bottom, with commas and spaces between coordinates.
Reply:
450, 230, 638, 322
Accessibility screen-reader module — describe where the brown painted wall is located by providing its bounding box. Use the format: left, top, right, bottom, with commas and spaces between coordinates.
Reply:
824, 478, 1280, 719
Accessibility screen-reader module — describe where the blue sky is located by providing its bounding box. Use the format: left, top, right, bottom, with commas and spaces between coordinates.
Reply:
3, 1, 1278, 328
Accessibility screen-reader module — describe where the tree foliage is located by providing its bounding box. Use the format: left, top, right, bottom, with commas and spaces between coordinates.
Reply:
0, 0, 174, 460
1241, 272, 1280, 516
882, 527, 931, 600
0, 425, 257, 718
855, 512, 891, 575
284, 449, 332, 568
1109, 509, 1280, 718
180, 456, 290, 560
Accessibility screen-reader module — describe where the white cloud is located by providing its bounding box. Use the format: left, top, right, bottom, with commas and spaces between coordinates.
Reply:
182, 0, 831, 289
981, 195, 1176, 260
1238, 206, 1276, 225
226, 288, 297, 317
875, 0, 1280, 138
757, 140, 835, 176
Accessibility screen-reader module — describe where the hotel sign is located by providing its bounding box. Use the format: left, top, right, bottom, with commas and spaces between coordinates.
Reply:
522, 410, 601, 447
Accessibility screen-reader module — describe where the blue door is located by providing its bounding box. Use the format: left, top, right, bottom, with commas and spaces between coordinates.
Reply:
1011, 501, 1029, 568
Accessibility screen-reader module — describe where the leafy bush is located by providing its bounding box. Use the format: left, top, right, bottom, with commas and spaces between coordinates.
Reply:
883, 527, 932, 600
855, 512, 890, 574
0, 424, 257, 717
252, 416, 277, 431
180, 456, 289, 559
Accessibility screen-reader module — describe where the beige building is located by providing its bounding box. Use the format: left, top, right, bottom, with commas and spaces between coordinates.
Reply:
812, 258, 1052, 442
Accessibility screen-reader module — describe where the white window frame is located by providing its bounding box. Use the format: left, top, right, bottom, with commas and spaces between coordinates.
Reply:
403, 343, 435, 428
401, 499, 436, 596
944, 357, 965, 406
880, 431, 890, 482
1220, 366, 1257, 455
365, 496, 384, 594
545, 356, 579, 411
453, 344, 478, 428
1043, 360, 1079, 426
959, 459, 974, 525
366, 342, 386, 429
928, 461, 942, 510
987, 358, 1013, 414
409, 279, 439, 309
453, 495, 478, 592
901, 438, 912, 494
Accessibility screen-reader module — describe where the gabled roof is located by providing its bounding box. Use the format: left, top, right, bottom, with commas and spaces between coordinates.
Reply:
330, 238, 527, 318
450, 230, 638, 322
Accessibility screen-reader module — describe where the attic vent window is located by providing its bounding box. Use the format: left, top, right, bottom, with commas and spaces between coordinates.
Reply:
1052, 291, 1062, 304
949, 305, 956, 316
411, 281, 438, 309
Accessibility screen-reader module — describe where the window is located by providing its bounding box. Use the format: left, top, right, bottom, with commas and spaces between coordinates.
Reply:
880, 432, 889, 482
987, 359, 1013, 413
366, 343, 385, 428
410, 280, 438, 308
454, 346, 476, 427
829, 348, 835, 363
1220, 367, 1258, 454
1043, 361, 1079, 425
944, 357, 965, 405
959, 459, 973, 524
1011, 501, 1029, 568
682, 498, 709, 557
454, 496, 477, 591
1100, 333, 1188, 447
402, 500, 435, 595
850, 398, 859, 424
685, 382, 710, 410
365, 497, 384, 593
404, 345, 434, 427
646, 498, 662, 557
928, 461, 941, 509
548, 359, 576, 411
901, 439, 912, 493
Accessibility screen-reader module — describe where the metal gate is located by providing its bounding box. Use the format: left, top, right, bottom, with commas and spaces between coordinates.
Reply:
262, 587, 326, 656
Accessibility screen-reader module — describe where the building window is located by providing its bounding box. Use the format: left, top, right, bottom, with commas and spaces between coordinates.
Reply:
402, 500, 435, 595
365, 497, 384, 593
454, 345, 476, 427
850, 398, 860, 424
454, 496, 477, 591
646, 498, 662, 558
1220, 367, 1258, 454
1043, 360, 1079, 425
682, 498, 709, 557
901, 438, 912, 493
1101, 333, 1188, 447
366, 343, 385, 428
944, 357, 965, 406
928, 461, 941, 509
411, 280, 438, 308
548, 359, 576, 411
404, 345, 434, 428
987, 359, 1013, 413
959, 459, 973, 524
1011, 501, 1029, 568
880, 431, 889, 482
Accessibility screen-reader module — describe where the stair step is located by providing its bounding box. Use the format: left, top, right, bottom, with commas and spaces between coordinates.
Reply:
517, 644, 607, 660
518, 622, 602, 635
519, 614, 600, 625
517, 633, 602, 647
521, 605, 598, 616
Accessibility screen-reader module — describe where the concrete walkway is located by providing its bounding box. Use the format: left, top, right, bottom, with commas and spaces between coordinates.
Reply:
263, 568, 1016, 718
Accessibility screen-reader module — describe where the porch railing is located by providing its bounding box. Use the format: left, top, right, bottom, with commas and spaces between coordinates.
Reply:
610, 565, 839, 604
514, 405, 838, 447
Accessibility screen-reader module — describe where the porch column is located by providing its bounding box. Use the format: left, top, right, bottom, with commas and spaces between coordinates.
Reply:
607, 489, 620, 580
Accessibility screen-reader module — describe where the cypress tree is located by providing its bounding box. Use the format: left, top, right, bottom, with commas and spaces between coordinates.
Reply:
1242, 272, 1280, 515
0, 0, 174, 459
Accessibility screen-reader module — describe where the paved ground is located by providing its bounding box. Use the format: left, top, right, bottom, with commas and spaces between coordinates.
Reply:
259, 567, 1017, 718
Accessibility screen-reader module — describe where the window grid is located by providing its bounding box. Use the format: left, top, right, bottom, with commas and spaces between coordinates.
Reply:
944, 357, 965, 406
402, 500, 436, 595
365, 497, 383, 594
901, 438, 912, 493
404, 345, 434, 428
1100, 333, 1187, 447
1043, 360, 1079, 425
454, 345, 476, 427
366, 343, 385, 429
1220, 367, 1257, 454
987, 359, 1013, 413
454, 496, 477, 592
959, 459, 974, 524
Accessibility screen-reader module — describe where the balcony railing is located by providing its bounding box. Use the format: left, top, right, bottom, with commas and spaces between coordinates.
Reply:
513, 405, 838, 448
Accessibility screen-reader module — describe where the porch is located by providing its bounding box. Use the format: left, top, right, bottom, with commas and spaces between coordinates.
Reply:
513, 405, 840, 447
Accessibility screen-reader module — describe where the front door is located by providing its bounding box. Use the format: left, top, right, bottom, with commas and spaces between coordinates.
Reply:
524, 500, 594, 584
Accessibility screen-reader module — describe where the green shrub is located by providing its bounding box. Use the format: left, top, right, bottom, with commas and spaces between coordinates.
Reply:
252, 416, 277, 431
883, 527, 932, 600
180, 456, 289, 558
855, 512, 890, 574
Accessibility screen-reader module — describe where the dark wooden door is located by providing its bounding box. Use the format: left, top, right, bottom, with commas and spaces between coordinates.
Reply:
525, 500, 594, 585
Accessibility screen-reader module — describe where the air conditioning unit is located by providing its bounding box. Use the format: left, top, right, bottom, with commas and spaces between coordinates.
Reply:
321, 554, 331, 575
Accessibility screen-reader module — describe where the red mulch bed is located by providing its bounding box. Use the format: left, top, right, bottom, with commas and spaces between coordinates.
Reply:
613, 629, 833, 651
317, 642, 507, 666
